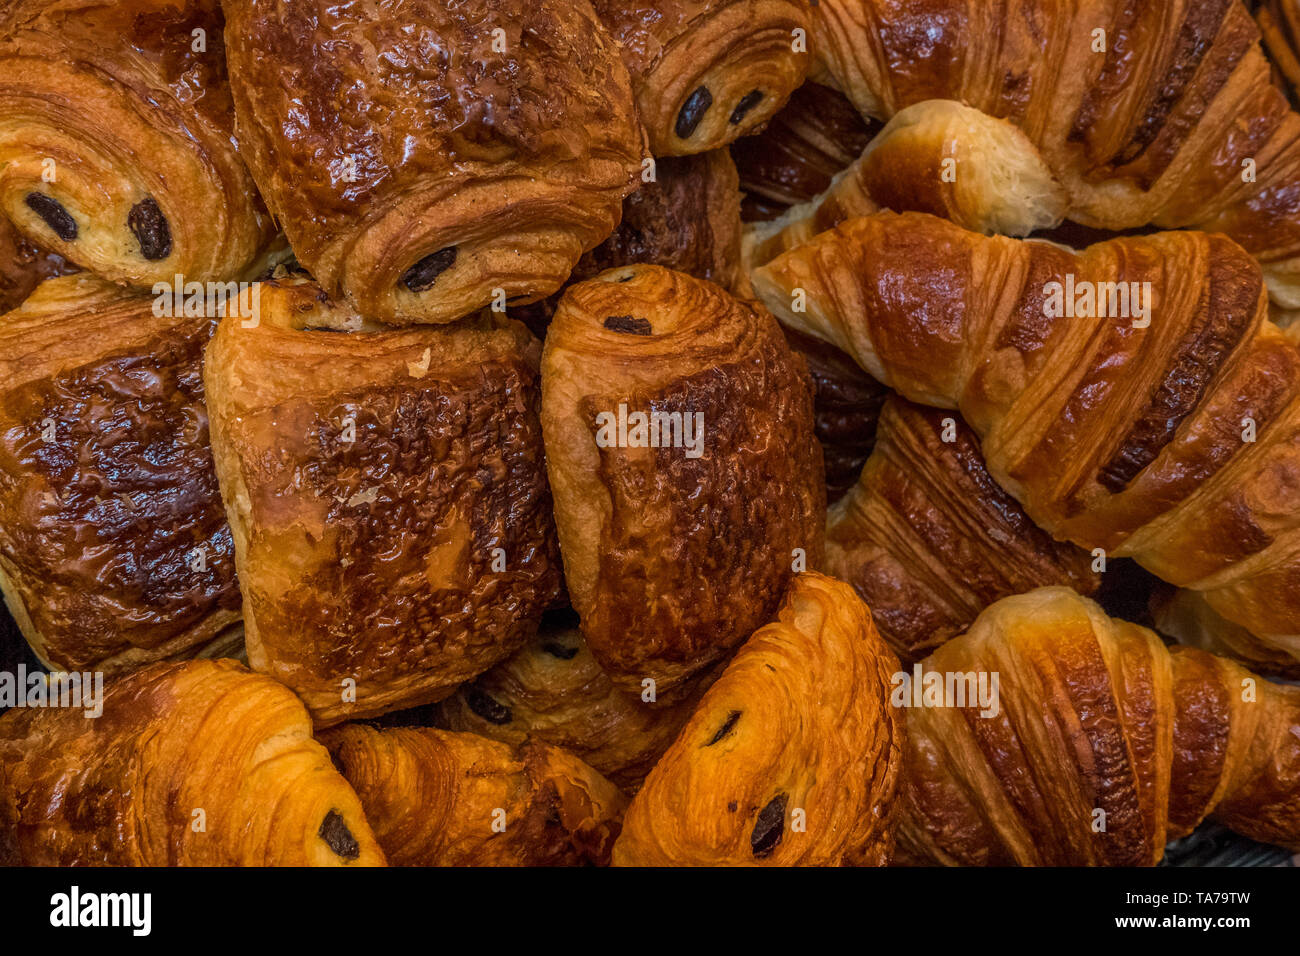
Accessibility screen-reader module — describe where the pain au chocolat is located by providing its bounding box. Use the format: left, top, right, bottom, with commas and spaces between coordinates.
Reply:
221, 0, 647, 326
0, 275, 240, 675
541, 265, 825, 695
0, 0, 274, 289
203, 278, 561, 726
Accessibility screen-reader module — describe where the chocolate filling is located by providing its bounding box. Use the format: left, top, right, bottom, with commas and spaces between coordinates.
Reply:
401, 246, 457, 292
25, 193, 77, 241
603, 314, 652, 335
128, 197, 172, 260
730, 90, 764, 125
466, 686, 512, 724
676, 86, 713, 139
319, 810, 360, 860
751, 793, 787, 859
542, 641, 579, 660
705, 710, 742, 746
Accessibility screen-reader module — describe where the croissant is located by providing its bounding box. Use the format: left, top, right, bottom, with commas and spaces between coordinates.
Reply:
203, 279, 562, 725
1255, 0, 1300, 104
828, 396, 1100, 662
0, 0, 273, 289
752, 211, 1300, 669
730, 81, 878, 221
781, 326, 888, 503
1152, 585, 1300, 679
0, 659, 385, 865
899, 587, 1300, 865
613, 571, 904, 866
0, 217, 75, 314
511, 150, 745, 338
542, 265, 825, 693
437, 620, 711, 790
323, 723, 625, 866
221, 0, 645, 326
0, 275, 240, 675
810, 0, 1300, 306
592, 0, 811, 157
743, 98, 1067, 271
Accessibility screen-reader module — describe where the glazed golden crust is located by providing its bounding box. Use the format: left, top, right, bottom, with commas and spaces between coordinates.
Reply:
1256, 0, 1300, 105
898, 587, 1300, 865
613, 572, 904, 866
222, 0, 645, 325
593, 0, 811, 156
0, 659, 386, 866
753, 211, 1300, 668
0, 275, 240, 674
512, 149, 745, 335
0, 217, 76, 314
810, 0, 1300, 305
828, 397, 1099, 662
0, 0, 273, 288
323, 724, 625, 866
731, 81, 877, 221
542, 265, 825, 693
204, 279, 562, 726
437, 624, 711, 790
1152, 585, 1300, 679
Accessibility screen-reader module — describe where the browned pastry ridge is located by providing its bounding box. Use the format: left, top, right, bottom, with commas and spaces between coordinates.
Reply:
0, 0, 274, 288
512, 149, 745, 338
731, 81, 878, 222
542, 265, 825, 694
221, 0, 646, 326
203, 279, 562, 726
613, 572, 904, 866
592, 0, 811, 157
1255, 0, 1300, 106
0, 216, 76, 314
753, 212, 1300, 669
828, 396, 1099, 662
0, 275, 240, 675
899, 587, 1300, 865
323, 723, 625, 866
438, 622, 711, 791
809, 0, 1300, 306
0, 659, 386, 866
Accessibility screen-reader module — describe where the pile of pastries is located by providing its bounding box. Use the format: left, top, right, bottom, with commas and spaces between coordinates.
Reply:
1, 0, 1300, 867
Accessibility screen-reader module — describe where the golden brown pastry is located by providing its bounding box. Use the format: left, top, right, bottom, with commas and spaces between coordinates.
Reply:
1256, 0, 1300, 105
0, 0, 273, 288
899, 587, 1300, 865
0, 658, 385, 866
809, 0, 1300, 306
731, 80, 878, 221
437, 622, 710, 790
828, 396, 1099, 662
782, 326, 888, 503
743, 99, 1067, 271
593, 0, 811, 156
511, 150, 745, 337
542, 265, 825, 693
753, 211, 1300, 668
323, 723, 625, 866
613, 572, 904, 866
0, 216, 76, 314
0, 275, 240, 674
1152, 585, 1300, 679
221, 0, 645, 326
203, 279, 562, 726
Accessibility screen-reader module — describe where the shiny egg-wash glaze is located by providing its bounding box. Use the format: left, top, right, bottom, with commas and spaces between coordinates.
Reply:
753, 212, 1300, 670
828, 397, 1099, 663
0, 0, 274, 287
324, 723, 625, 866
221, 0, 647, 325
0, 659, 386, 866
810, 0, 1300, 306
543, 265, 825, 694
0, 276, 240, 674
898, 588, 1300, 866
204, 280, 562, 726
